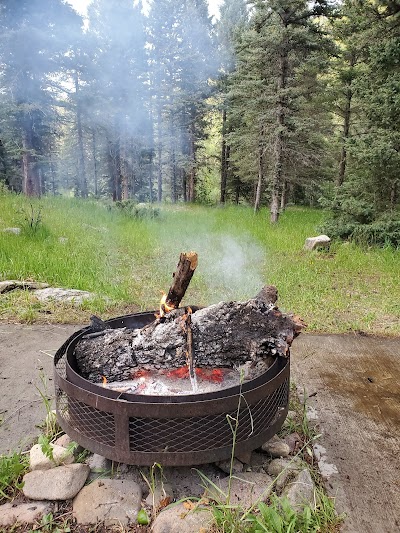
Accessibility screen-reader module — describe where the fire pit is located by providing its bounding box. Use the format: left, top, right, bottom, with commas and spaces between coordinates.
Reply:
54, 310, 290, 466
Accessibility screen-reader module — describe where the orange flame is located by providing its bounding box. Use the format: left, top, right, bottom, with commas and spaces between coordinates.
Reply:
102, 376, 107, 386
156, 291, 175, 318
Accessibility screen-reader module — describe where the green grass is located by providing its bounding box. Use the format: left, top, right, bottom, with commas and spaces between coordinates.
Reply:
0, 193, 399, 334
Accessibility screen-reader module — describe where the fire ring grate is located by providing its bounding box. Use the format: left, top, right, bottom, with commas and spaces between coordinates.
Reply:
54, 311, 290, 466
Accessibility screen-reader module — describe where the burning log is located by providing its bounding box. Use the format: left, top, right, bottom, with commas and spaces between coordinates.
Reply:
164, 251, 198, 311
74, 286, 304, 384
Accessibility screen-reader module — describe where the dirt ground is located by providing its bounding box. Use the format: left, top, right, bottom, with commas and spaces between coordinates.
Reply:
0, 325, 399, 532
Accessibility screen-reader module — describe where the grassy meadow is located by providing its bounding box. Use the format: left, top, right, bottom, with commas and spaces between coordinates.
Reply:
0, 192, 399, 335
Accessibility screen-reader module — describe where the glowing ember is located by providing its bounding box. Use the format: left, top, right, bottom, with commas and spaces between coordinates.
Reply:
166, 367, 225, 383
102, 375, 107, 386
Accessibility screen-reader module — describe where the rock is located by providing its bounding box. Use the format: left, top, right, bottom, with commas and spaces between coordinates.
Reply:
23, 463, 90, 500
30, 443, 75, 471
53, 434, 73, 449
267, 458, 293, 478
0, 501, 52, 527
206, 472, 273, 509
248, 451, 267, 473
145, 482, 174, 510
304, 235, 331, 251
215, 458, 243, 475
267, 458, 303, 493
313, 444, 339, 480
284, 432, 302, 455
73, 479, 142, 526
283, 468, 316, 509
0, 280, 49, 294
306, 405, 319, 427
152, 503, 214, 533
34, 287, 94, 304
86, 453, 111, 472
3, 227, 21, 235
261, 435, 290, 458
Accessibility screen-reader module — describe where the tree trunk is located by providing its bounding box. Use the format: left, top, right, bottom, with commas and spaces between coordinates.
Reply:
337, 54, 355, 188
337, 88, 352, 187
270, 46, 288, 223
220, 108, 228, 204
22, 117, 40, 197
280, 180, 287, 211
0, 140, 10, 189
92, 130, 98, 196
254, 128, 265, 213
75, 73, 87, 198
157, 106, 163, 202
187, 122, 196, 202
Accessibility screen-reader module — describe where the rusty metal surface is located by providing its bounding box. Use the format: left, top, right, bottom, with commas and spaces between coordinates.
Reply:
54, 311, 290, 466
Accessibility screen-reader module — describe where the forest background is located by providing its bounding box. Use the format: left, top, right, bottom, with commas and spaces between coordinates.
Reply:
0, 0, 399, 334
0, 0, 399, 244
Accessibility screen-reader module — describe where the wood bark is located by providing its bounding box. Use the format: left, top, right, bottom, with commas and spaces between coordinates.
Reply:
220, 108, 228, 204
74, 286, 304, 383
74, 72, 87, 198
165, 251, 198, 310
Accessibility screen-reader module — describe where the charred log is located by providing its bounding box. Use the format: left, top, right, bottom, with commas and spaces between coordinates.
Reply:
165, 251, 198, 310
74, 288, 304, 384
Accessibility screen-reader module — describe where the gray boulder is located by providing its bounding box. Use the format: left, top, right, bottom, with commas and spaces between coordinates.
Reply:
73, 479, 142, 526
22, 463, 90, 500
34, 287, 93, 304
304, 235, 331, 251
261, 435, 290, 458
283, 468, 316, 509
152, 503, 214, 533
0, 501, 52, 527
206, 472, 273, 508
30, 443, 74, 471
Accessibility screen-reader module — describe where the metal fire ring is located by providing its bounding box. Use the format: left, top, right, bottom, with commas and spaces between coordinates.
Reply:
54, 311, 290, 466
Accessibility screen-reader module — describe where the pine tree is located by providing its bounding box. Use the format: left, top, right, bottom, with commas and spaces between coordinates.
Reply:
0, 0, 81, 196
228, 0, 334, 219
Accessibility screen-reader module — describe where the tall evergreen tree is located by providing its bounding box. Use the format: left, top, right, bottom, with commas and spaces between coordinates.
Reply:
228, 0, 333, 219
0, 0, 81, 196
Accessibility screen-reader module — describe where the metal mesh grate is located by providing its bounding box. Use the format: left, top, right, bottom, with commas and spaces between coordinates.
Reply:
129, 378, 289, 453
56, 388, 115, 447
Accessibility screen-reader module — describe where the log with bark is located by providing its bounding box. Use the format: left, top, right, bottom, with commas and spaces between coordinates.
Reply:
74, 285, 304, 384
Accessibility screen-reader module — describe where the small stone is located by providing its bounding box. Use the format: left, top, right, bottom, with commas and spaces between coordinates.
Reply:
0, 501, 52, 526
267, 458, 292, 478
215, 458, 243, 475
23, 464, 90, 500
283, 468, 316, 509
34, 287, 94, 304
284, 432, 302, 454
304, 235, 331, 251
145, 482, 174, 509
152, 503, 214, 533
3, 227, 21, 235
206, 472, 273, 509
86, 453, 111, 473
30, 443, 75, 471
73, 479, 142, 525
261, 435, 290, 458
306, 406, 319, 427
267, 458, 303, 493
53, 434, 73, 448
